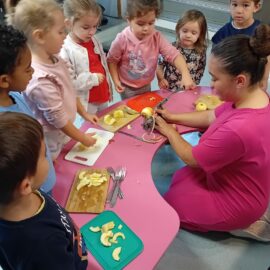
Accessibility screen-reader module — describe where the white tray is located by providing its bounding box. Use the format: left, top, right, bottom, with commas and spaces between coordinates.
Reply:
65, 128, 114, 166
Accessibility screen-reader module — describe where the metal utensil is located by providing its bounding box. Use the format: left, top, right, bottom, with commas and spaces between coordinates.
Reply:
118, 130, 156, 144
110, 167, 126, 207
106, 168, 123, 203
107, 167, 124, 200
155, 86, 184, 109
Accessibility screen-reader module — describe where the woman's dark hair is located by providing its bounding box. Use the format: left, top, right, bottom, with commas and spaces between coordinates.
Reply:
175, 9, 208, 53
126, 0, 161, 20
0, 24, 27, 75
211, 24, 270, 86
0, 112, 44, 204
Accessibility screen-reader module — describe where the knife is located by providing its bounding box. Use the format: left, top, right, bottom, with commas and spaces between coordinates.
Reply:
155, 86, 184, 109
110, 180, 121, 207
118, 130, 155, 144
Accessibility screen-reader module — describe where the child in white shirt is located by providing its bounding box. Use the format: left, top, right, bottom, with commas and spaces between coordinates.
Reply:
61, 0, 113, 114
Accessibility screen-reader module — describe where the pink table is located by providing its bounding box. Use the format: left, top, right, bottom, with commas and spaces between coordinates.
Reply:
53, 87, 211, 269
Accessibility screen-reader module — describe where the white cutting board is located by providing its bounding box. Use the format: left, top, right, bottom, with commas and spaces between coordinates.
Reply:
65, 128, 114, 166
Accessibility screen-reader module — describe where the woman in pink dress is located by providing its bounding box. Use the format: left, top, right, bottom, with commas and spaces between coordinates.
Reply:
154, 24, 270, 232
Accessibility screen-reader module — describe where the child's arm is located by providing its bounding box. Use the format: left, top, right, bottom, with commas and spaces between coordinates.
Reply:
194, 49, 207, 85
158, 33, 195, 90
260, 55, 270, 91
156, 64, 169, 89
173, 54, 196, 90
61, 120, 97, 147
76, 97, 98, 124
108, 62, 125, 93
60, 49, 104, 92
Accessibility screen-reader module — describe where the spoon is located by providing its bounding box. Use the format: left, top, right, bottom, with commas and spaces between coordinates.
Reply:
107, 167, 124, 199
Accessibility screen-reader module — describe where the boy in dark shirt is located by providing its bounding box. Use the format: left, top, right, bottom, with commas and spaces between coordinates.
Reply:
0, 112, 88, 270
212, 0, 261, 44
212, 0, 269, 91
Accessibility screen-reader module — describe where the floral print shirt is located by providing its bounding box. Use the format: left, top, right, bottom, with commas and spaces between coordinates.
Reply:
159, 41, 206, 91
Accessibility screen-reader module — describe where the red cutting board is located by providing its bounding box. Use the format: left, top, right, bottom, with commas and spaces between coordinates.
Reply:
127, 92, 163, 113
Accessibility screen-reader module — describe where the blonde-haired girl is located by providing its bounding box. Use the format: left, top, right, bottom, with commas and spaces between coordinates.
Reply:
61, 0, 113, 115
7, 0, 98, 160
157, 9, 208, 91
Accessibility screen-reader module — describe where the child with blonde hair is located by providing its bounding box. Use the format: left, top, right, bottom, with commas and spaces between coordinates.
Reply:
7, 0, 98, 160
61, 0, 113, 114
107, 0, 195, 100
157, 10, 208, 91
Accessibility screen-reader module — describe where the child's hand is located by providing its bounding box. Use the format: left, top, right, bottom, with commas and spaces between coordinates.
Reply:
180, 75, 196, 90
84, 113, 99, 124
81, 133, 97, 147
158, 78, 169, 89
96, 73, 105, 84
114, 81, 125, 93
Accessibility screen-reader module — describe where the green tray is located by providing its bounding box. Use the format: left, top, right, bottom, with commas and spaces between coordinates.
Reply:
80, 210, 144, 270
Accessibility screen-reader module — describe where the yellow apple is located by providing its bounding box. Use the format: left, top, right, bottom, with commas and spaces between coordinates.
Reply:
195, 102, 207, 111
104, 114, 116, 125
113, 109, 124, 118
141, 107, 154, 118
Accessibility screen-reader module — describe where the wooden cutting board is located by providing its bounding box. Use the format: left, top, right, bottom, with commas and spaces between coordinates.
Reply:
65, 168, 110, 213
194, 94, 223, 110
97, 104, 140, 133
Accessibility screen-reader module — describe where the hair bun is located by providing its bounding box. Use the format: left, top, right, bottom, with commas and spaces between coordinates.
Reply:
249, 24, 270, 58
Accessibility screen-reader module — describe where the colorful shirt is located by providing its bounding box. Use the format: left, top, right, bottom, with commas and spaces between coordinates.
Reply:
107, 27, 179, 89
0, 191, 88, 270
159, 41, 206, 91
211, 19, 261, 44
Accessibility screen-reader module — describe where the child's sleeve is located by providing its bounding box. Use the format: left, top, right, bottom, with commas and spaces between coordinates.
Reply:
158, 34, 179, 64
211, 25, 227, 45
107, 33, 124, 64
27, 78, 69, 129
60, 49, 99, 93
30, 233, 87, 270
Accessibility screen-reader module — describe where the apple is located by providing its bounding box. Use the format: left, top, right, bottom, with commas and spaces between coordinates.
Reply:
195, 102, 207, 111
141, 107, 154, 118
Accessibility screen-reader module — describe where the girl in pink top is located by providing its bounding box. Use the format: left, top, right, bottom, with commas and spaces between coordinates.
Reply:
154, 24, 270, 232
8, 0, 98, 160
107, 0, 195, 100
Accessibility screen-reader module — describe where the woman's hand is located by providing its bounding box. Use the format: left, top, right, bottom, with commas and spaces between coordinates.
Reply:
154, 115, 178, 137
155, 108, 174, 122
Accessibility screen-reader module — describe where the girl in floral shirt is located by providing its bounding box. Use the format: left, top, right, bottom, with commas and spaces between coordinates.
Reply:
157, 10, 208, 91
